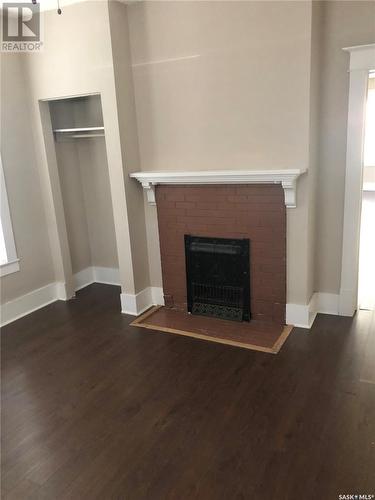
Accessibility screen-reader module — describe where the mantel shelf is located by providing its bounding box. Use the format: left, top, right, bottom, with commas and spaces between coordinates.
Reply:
130, 169, 307, 208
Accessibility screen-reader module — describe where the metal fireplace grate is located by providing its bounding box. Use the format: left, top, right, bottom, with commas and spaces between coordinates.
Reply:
185, 235, 250, 322
191, 282, 243, 307
191, 283, 244, 321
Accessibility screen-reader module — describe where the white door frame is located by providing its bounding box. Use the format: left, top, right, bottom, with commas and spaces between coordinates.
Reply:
339, 44, 375, 316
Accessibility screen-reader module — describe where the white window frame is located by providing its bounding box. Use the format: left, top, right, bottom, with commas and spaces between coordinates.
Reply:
0, 155, 19, 277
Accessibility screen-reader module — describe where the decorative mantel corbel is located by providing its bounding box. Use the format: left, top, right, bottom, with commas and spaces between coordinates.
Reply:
130, 169, 306, 208
141, 181, 156, 205
281, 179, 297, 208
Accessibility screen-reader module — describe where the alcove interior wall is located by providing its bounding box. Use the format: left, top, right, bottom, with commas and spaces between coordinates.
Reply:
49, 95, 119, 278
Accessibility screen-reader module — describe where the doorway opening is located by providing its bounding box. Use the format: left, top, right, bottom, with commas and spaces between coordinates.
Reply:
358, 72, 375, 311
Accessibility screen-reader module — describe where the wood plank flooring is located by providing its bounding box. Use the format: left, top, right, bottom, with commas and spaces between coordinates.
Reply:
1, 284, 375, 500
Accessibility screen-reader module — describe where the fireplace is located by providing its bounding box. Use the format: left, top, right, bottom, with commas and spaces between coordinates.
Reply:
185, 235, 250, 322
154, 184, 286, 325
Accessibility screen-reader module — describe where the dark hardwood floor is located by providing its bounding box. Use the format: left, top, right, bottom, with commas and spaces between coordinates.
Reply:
1, 284, 375, 500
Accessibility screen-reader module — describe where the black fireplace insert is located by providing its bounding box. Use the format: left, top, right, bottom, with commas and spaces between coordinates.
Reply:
184, 235, 250, 322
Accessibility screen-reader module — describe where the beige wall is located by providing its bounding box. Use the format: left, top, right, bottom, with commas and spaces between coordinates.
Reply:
306, 0, 323, 302
78, 138, 119, 269
20, 0, 148, 297
55, 140, 92, 273
2, 0, 374, 310
128, 0, 315, 304
55, 137, 119, 273
1, 1, 151, 307
128, 0, 375, 303
143, 192, 163, 288
108, 0, 151, 292
316, 0, 375, 295
128, 0, 312, 171
0, 54, 55, 304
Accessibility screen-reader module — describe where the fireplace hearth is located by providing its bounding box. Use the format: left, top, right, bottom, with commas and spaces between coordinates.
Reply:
185, 235, 250, 322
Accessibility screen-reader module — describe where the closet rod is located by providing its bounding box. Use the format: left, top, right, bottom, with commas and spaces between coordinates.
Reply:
70, 133, 105, 139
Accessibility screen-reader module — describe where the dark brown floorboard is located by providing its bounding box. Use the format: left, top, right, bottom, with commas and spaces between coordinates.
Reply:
1, 284, 375, 500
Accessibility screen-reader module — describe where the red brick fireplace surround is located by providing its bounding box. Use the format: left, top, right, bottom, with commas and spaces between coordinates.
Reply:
156, 184, 286, 325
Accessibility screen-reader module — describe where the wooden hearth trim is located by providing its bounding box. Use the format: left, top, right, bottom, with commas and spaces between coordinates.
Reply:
131, 306, 293, 354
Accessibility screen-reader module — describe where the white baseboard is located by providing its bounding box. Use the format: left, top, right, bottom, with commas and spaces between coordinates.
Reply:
74, 267, 94, 291
0, 283, 60, 327
1, 267, 121, 327
286, 303, 316, 329
93, 266, 120, 286
1, 278, 343, 330
314, 292, 340, 315
121, 286, 164, 316
339, 288, 357, 316
150, 286, 164, 306
55, 281, 70, 300
73, 266, 120, 291
286, 292, 340, 329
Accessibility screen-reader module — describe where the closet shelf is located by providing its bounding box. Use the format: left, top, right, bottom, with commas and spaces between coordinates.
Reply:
53, 126, 104, 133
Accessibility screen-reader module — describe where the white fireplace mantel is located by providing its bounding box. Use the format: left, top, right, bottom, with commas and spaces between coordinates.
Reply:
130, 169, 306, 208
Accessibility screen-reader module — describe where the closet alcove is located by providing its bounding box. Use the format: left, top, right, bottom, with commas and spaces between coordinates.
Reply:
48, 94, 119, 290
